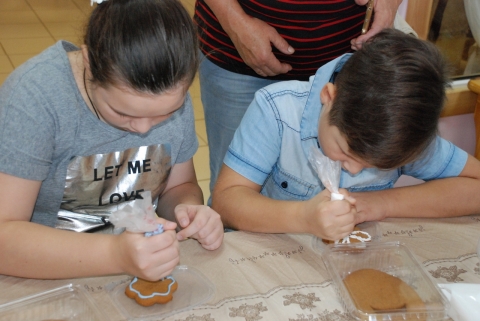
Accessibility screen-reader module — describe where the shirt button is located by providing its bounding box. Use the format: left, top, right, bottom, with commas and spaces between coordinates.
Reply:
281, 181, 288, 188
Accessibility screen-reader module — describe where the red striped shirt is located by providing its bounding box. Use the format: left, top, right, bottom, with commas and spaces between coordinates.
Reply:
194, 0, 367, 80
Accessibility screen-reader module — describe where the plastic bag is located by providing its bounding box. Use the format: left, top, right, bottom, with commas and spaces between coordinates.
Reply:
308, 146, 344, 201
109, 191, 158, 233
439, 283, 480, 321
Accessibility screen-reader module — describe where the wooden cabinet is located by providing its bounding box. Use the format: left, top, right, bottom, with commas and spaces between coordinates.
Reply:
467, 78, 480, 159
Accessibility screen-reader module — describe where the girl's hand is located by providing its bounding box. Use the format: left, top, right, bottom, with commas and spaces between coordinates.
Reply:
111, 219, 179, 281
175, 204, 224, 250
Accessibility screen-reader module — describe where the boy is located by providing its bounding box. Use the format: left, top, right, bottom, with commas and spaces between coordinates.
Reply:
212, 29, 480, 241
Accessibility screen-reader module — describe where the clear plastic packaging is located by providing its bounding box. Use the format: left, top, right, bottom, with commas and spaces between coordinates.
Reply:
477, 235, 480, 259
0, 284, 108, 321
106, 265, 214, 320
323, 242, 449, 321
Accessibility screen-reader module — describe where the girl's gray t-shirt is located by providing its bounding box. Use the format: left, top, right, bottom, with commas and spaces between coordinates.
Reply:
0, 41, 198, 229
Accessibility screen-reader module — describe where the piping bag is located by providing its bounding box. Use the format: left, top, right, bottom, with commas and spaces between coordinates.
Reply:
308, 146, 375, 244
109, 190, 159, 234
438, 283, 480, 321
308, 146, 344, 201
109, 191, 173, 276
308, 146, 360, 244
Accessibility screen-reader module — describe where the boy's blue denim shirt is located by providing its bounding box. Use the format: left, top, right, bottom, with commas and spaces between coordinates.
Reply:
224, 54, 468, 201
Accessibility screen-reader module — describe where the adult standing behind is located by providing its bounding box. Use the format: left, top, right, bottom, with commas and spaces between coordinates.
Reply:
0, 0, 223, 280
194, 0, 404, 198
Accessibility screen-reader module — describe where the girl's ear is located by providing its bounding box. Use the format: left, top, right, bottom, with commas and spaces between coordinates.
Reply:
81, 45, 90, 71
320, 82, 337, 106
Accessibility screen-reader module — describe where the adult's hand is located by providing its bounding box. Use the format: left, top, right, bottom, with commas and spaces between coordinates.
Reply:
228, 15, 294, 77
205, 0, 294, 77
351, 0, 403, 50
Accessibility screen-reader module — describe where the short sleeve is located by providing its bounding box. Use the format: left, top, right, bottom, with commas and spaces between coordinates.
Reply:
0, 74, 56, 180
173, 94, 198, 164
224, 88, 283, 185
401, 137, 468, 180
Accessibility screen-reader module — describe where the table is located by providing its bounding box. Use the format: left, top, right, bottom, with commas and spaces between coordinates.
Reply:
1, 216, 480, 320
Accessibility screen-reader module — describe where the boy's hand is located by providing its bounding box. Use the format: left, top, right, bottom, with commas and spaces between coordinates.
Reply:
112, 218, 179, 281
302, 189, 356, 240
351, 191, 389, 224
175, 204, 224, 251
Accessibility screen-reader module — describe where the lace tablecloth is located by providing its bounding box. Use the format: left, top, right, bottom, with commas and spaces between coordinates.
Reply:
1, 215, 479, 320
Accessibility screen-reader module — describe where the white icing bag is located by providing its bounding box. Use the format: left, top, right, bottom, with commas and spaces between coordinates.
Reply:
308, 146, 344, 201
109, 191, 158, 233
439, 283, 480, 321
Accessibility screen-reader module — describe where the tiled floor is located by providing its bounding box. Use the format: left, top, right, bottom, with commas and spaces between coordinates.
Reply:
0, 0, 211, 203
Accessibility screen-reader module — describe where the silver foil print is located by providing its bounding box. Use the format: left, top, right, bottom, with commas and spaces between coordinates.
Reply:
57, 144, 171, 232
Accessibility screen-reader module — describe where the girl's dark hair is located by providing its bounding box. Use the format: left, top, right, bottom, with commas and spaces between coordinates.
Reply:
84, 0, 199, 93
329, 29, 450, 169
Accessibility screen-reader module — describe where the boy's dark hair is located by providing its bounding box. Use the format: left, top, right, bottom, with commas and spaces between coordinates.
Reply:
329, 28, 450, 169
84, 0, 199, 93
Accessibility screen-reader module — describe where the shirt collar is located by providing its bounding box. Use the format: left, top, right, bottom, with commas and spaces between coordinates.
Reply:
301, 53, 352, 140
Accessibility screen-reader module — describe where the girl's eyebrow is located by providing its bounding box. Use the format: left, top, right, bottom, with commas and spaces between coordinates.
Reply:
109, 104, 135, 117
110, 101, 184, 118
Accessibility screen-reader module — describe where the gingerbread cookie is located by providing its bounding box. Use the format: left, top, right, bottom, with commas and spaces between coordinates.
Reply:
125, 276, 178, 306
343, 269, 425, 317
323, 227, 372, 245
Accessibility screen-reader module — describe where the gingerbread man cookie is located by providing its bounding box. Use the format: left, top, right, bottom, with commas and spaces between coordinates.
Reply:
125, 276, 178, 306
124, 224, 178, 306
343, 269, 426, 318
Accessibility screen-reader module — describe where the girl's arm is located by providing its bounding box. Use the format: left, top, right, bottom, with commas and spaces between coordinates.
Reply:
0, 171, 179, 280
354, 154, 480, 222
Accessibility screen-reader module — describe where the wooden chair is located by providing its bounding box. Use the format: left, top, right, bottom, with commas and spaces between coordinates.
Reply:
467, 78, 480, 159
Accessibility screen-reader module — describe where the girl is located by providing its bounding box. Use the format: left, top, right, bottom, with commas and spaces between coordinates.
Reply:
0, 0, 223, 280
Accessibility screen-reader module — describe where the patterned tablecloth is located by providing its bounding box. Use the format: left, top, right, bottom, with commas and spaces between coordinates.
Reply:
1, 215, 479, 320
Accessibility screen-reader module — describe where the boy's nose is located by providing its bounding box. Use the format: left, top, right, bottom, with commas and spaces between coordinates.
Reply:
343, 160, 364, 175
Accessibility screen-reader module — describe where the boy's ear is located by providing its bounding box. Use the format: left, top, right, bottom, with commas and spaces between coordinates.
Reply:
320, 83, 337, 106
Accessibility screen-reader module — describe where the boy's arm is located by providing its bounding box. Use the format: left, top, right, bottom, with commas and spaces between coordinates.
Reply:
354, 154, 480, 222
212, 164, 356, 240
0, 171, 179, 280
157, 159, 223, 250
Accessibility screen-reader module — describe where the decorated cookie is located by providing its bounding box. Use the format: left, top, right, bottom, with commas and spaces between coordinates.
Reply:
343, 269, 426, 316
323, 227, 372, 245
124, 224, 179, 306
125, 276, 178, 306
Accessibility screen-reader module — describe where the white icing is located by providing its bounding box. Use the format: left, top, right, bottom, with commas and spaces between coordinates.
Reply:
128, 276, 176, 299
335, 230, 372, 244
331, 192, 344, 201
